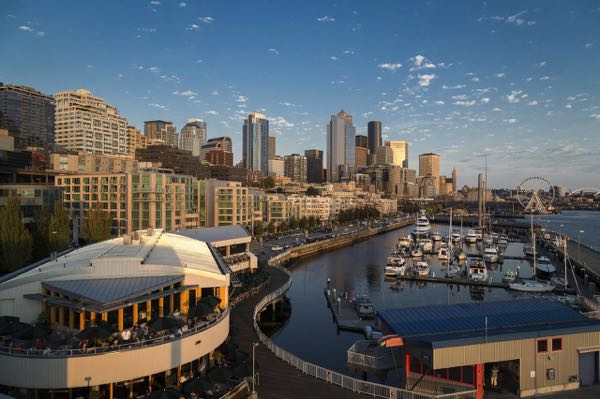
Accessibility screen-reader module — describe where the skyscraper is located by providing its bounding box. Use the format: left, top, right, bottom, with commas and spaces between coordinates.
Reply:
242, 112, 269, 175
0, 83, 55, 150
327, 109, 355, 182
419, 153, 440, 177
144, 120, 178, 148
179, 118, 207, 157
355, 135, 368, 149
385, 140, 408, 168
268, 135, 276, 160
452, 166, 457, 192
55, 89, 128, 155
367, 121, 382, 162
305, 149, 324, 184
284, 153, 307, 182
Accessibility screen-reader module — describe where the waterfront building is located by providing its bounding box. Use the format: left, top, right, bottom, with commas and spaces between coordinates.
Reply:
50, 151, 139, 174
0, 184, 62, 224
56, 171, 203, 236
385, 140, 408, 168
284, 153, 307, 183
418, 152, 440, 177
0, 229, 231, 398
179, 118, 207, 157
305, 149, 324, 184
0, 83, 55, 150
327, 109, 355, 182
287, 195, 331, 221
265, 193, 289, 225
268, 134, 276, 160
135, 144, 201, 176
196, 165, 257, 186
54, 89, 128, 156
126, 126, 147, 157
205, 179, 263, 228
268, 156, 285, 177
242, 112, 270, 175
367, 121, 382, 165
144, 120, 178, 148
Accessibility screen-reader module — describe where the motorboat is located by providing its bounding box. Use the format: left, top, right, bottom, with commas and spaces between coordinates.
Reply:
468, 258, 488, 282
523, 244, 536, 258
475, 229, 483, 241
353, 297, 376, 319
411, 248, 423, 258
451, 233, 462, 243
502, 270, 517, 283
445, 265, 460, 277
465, 229, 478, 244
483, 234, 494, 247
397, 235, 413, 249
454, 248, 467, 261
412, 211, 431, 238
419, 239, 433, 253
509, 279, 554, 293
535, 256, 556, 280
411, 261, 430, 276
431, 232, 442, 242
387, 252, 406, 266
384, 265, 406, 278
497, 237, 508, 248
483, 247, 499, 263
438, 247, 449, 261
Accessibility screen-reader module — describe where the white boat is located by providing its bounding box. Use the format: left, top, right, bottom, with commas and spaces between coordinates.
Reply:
483, 247, 499, 263
385, 265, 406, 277
451, 233, 462, 243
475, 229, 483, 241
411, 248, 423, 258
468, 258, 488, 281
483, 235, 494, 246
509, 279, 554, 292
502, 270, 517, 283
419, 239, 433, 253
412, 211, 431, 237
438, 247, 449, 260
431, 232, 442, 242
387, 252, 406, 266
535, 256, 556, 280
397, 235, 413, 249
454, 248, 467, 261
497, 238, 508, 247
445, 265, 460, 277
465, 229, 478, 244
412, 261, 430, 276
523, 244, 535, 258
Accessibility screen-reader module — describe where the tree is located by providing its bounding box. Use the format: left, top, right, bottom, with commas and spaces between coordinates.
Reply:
253, 222, 264, 237
278, 220, 288, 232
289, 216, 298, 230
0, 195, 32, 272
82, 203, 112, 244
298, 217, 308, 230
308, 215, 317, 229
261, 176, 275, 189
306, 186, 319, 196
32, 207, 51, 260
267, 221, 276, 235
49, 200, 71, 253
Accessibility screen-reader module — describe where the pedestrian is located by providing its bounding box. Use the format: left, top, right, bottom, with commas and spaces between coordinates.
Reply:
491, 364, 499, 387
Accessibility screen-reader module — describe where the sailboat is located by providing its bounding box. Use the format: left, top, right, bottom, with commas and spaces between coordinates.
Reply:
445, 209, 460, 277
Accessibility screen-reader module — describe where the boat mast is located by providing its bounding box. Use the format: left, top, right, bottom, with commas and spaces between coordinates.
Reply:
531, 213, 537, 272
563, 237, 568, 289
449, 208, 453, 268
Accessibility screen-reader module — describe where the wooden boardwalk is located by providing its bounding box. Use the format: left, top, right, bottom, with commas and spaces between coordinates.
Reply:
324, 287, 373, 332
230, 266, 368, 399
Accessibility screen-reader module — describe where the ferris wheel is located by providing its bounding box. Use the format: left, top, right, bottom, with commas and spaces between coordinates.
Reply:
516, 177, 555, 214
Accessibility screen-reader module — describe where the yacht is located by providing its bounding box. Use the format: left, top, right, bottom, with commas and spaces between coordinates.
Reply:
523, 244, 536, 258
468, 258, 488, 282
411, 248, 423, 258
445, 264, 460, 277
419, 239, 434, 253
483, 235, 494, 247
502, 270, 517, 283
387, 252, 406, 266
438, 247, 449, 261
397, 235, 413, 249
384, 265, 406, 278
412, 211, 431, 238
497, 236, 509, 248
465, 229, 478, 244
454, 248, 467, 261
483, 247, 499, 263
411, 261, 430, 277
509, 280, 554, 293
352, 295, 376, 319
475, 229, 483, 241
451, 232, 462, 243
535, 256, 556, 280
431, 232, 442, 242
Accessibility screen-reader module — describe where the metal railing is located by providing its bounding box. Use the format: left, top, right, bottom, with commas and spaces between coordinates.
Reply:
0, 307, 229, 358
253, 265, 477, 399
229, 276, 272, 309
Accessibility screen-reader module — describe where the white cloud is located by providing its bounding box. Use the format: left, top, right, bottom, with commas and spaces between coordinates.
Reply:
453, 100, 476, 107
6, 14, 16, 19
316, 16, 335, 22
539, 75, 550, 81
442, 84, 466, 90
590, 114, 600, 120
148, 103, 168, 111
527, 100, 538, 106
343, 49, 355, 55
18, 25, 32, 31
268, 48, 279, 55
565, 104, 572, 109
211, 90, 219, 96
206, 110, 219, 115
35, 31, 45, 37
479, 10, 535, 26
148, 66, 161, 73
492, 107, 502, 112
410, 54, 436, 71
329, 56, 339, 61
186, 24, 200, 31
378, 63, 402, 71
198, 16, 214, 24
236, 95, 248, 103
471, 76, 480, 82
179, 1, 187, 7
503, 118, 518, 124
506, 90, 523, 103
536, 61, 547, 67
279, 101, 297, 107
195, 59, 203, 64
481, 97, 491, 104
495, 73, 505, 78
172, 90, 197, 97
452, 94, 468, 101
271, 116, 294, 128
434, 100, 445, 105
585, 43, 593, 48
418, 74, 437, 87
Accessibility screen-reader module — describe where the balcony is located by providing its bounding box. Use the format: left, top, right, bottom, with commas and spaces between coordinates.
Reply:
0, 308, 229, 389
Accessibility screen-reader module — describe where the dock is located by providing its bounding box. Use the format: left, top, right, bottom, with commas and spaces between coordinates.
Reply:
324, 287, 373, 332
396, 274, 509, 288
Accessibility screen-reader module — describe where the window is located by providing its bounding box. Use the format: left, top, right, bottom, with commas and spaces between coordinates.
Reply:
552, 338, 562, 351
537, 339, 548, 353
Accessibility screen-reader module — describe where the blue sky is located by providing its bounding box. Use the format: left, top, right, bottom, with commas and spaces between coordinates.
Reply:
1, 0, 599, 188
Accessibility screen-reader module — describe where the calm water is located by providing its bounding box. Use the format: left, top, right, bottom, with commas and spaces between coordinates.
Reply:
534, 211, 600, 251
273, 224, 539, 380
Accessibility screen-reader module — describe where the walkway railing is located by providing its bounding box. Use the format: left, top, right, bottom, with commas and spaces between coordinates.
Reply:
253, 266, 477, 399
230, 275, 272, 309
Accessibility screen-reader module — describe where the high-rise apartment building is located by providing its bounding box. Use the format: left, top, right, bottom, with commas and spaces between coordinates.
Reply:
144, 120, 178, 148
127, 126, 148, 157
201, 136, 232, 162
419, 152, 440, 177
268, 135, 276, 160
376, 145, 394, 165
284, 153, 307, 182
0, 83, 55, 150
242, 112, 270, 175
367, 121, 382, 163
268, 156, 285, 177
206, 136, 232, 153
327, 109, 355, 182
355, 146, 368, 168
205, 179, 262, 227
385, 140, 408, 168
179, 118, 207, 157
305, 149, 324, 184
452, 166, 457, 192
355, 135, 368, 149
205, 149, 233, 166
54, 89, 128, 155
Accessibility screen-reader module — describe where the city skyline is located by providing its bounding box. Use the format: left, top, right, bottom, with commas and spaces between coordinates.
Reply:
1, 1, 599, 187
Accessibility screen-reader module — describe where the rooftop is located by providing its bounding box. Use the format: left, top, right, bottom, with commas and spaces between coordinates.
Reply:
174, 226, 250, 246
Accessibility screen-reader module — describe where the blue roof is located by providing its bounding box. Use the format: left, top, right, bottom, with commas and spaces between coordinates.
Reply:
378, 298, 600, 347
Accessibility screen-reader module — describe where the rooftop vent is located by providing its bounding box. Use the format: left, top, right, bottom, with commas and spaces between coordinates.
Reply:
123, 234, 132, 245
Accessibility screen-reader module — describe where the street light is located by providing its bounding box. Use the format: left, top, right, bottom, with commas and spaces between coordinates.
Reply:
578, 230, 584, 261
252, 342, 259, 394
559, 224, 564, 238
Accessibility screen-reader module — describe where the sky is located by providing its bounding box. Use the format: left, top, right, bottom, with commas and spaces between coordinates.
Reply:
1, 0, 599, 188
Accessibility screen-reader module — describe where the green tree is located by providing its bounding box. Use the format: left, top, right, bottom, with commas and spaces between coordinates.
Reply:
267, 221, 276, 235
298, 217, 308, 230
49, 200, 71, 253
253, 222, 264, 237
0, 195, 32, 271
32, 207, 51, 260
261, 176, 275, 189
289, 216, 298, 230
278, 220, 288, 232
308, 215, 317, 228
82, 203, 112, 244
306, 186, 319, 196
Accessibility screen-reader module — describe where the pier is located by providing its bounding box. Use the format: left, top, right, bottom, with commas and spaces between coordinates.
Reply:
324, 286, 373, 332
395, 274, 509, 289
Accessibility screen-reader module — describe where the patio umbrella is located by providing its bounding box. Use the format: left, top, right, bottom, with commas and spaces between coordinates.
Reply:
148, 388, 180, 399
77, 326, 112, 340
0, 321, 31, 336
182, 376, 212, 395
150, 316, 178, 331
12, 324, 51, 340
199, 295, 221, 308
187, 303, 212, 319
230, 362, 252, 380
207, 367, 232, 384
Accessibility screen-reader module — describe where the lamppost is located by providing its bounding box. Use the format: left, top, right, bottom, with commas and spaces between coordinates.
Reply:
578, 230, 584, 261
559, 224, 564, 238
252, 342, 259, 395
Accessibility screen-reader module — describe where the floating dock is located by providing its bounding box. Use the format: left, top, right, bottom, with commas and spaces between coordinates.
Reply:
324, 286, 373, 332
396, 274, 509, 288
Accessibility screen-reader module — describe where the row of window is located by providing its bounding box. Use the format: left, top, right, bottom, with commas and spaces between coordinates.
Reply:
537, 337, 562, 353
